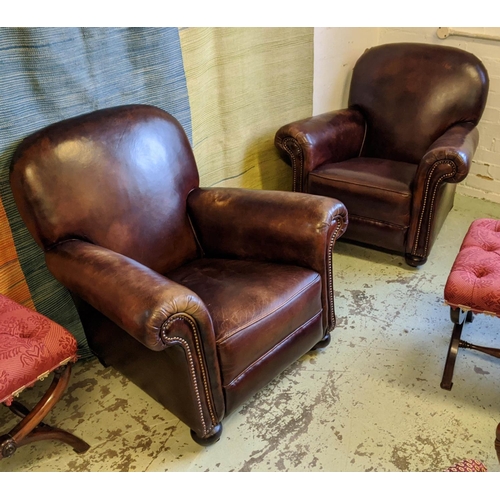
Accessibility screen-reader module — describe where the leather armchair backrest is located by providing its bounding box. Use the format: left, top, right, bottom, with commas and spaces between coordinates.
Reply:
348, 43, 489, 164
10, 104, 200, 274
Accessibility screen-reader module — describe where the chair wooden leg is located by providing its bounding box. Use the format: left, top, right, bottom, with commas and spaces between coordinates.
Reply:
310, 333, 331, 350
0, 364, 90, 459
190, 423, 223, 446
495, 423, 500, 464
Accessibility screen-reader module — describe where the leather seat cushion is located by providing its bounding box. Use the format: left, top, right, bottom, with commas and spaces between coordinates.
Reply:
167, 258, 322, 387
308, 157, 418, 227
0, 294, 77, 405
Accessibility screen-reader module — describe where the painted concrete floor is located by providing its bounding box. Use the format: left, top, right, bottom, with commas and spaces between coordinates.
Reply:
1, 193, 500, 473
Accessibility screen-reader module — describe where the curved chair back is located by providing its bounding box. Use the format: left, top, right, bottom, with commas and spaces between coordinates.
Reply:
349, 42, 489, 164
10, 105, 200, 274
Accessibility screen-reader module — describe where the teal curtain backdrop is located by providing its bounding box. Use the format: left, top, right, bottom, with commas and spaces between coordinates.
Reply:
0, 27, 192, 358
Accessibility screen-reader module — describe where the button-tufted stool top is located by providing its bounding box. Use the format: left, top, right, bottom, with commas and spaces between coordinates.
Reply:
444, 218, 500, 317
0, 294, 77, 406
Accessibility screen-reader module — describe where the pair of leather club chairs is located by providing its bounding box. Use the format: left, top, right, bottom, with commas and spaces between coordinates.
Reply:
8, 42, 489, 446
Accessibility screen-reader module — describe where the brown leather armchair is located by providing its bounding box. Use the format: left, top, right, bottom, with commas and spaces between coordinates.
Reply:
275, 42, 489, 266
9, 104, 348, 445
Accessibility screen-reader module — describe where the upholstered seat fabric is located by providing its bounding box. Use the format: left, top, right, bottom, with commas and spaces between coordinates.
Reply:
167, 258, 323, 386
444, 218, 500, 316
0, 294, 77, 405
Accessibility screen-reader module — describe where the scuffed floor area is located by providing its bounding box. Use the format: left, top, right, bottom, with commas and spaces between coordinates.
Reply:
2, 193, 500, 472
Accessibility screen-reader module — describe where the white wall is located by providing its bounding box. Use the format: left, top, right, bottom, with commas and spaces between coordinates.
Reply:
313, 28, 379, 114
313, 27, 500, 203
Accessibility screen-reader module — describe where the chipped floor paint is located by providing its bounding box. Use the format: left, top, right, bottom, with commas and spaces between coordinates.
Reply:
1, 193, 500, 472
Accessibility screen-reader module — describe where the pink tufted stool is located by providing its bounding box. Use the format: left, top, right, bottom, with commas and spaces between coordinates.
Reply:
0, 293, 89, 459
441, 218, 500, 390
440, 219, 500, 464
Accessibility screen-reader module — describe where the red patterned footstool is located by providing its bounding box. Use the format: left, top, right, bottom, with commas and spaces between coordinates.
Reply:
0, 294, 89, 459
440, 218, 500, 391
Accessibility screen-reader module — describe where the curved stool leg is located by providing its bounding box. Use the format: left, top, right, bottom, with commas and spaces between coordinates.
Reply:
440, 308, 467, 391
0, 364, 89, 458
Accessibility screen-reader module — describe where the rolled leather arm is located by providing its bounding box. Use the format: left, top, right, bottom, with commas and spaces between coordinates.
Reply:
45, 239, 216, 352
188, 187, 348, 271
274, 108, 366, 192
188, 187, 348, 334
408, 122, 479, 259
418, 122, 479, 185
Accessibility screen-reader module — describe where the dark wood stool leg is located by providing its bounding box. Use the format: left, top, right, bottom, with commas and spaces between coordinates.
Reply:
441, 307, 500, 392
458, 341, 500, 359
440, 308, 467, 391
0, 364, 90, 458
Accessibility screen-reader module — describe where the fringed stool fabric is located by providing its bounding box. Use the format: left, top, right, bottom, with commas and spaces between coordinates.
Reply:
0, 294, 78, 406
0, 293, 89, 458
445, 459, 488, 472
